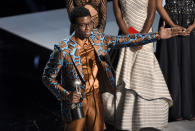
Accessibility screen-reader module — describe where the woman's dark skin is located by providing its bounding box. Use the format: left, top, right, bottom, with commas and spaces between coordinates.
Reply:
156, 0, 193, 36
156, 0, 176, 27
113, 0, 156, 50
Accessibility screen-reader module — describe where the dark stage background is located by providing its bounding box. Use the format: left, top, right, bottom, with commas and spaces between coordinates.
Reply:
0, 1, 64, 130
0, 28, 62, 131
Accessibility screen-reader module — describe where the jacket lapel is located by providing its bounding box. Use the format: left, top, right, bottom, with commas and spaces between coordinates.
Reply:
67, 34, 85, 82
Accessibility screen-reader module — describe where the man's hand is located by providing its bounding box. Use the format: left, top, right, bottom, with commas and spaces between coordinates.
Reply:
72, 91, 82, 103
66, 91, 81, 103
159, 22, 184, 39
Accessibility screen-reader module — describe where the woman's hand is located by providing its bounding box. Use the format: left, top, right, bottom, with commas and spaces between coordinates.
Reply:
170, 25, 187, 36
183, 25, 195, 36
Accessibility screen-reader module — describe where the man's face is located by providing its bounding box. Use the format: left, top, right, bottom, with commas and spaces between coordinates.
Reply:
75, 16, 93, 39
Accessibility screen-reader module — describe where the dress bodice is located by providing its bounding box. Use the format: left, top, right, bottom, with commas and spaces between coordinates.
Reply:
165, 0, 195, 15
119, 0, 149, 31
165, 0, 195, 26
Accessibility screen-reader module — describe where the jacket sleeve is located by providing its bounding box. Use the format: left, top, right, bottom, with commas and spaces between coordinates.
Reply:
103, 32, 160, 48
42, 44, 68, 101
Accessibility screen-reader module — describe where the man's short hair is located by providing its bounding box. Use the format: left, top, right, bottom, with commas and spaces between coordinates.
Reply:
70, 6, 91, 24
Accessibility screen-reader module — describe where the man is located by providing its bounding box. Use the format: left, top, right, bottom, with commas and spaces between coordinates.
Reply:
42, 6, 178, 131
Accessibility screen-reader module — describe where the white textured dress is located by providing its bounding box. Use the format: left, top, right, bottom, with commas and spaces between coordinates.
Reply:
105, 0, 173, 130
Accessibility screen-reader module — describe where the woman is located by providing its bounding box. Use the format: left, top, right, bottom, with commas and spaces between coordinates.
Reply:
106, 0, 173, 130
66, 0, 107, 34
156, 0, 195, 121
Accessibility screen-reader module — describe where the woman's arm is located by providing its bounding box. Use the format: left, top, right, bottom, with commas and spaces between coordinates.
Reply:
113, 0, 129, 34
136, 0, 156, 50
156, 0, 176, 27
141, 0, 156, 33
186, 17, 195, 34
98, 0, 107, 32
157, 0, 189, 35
